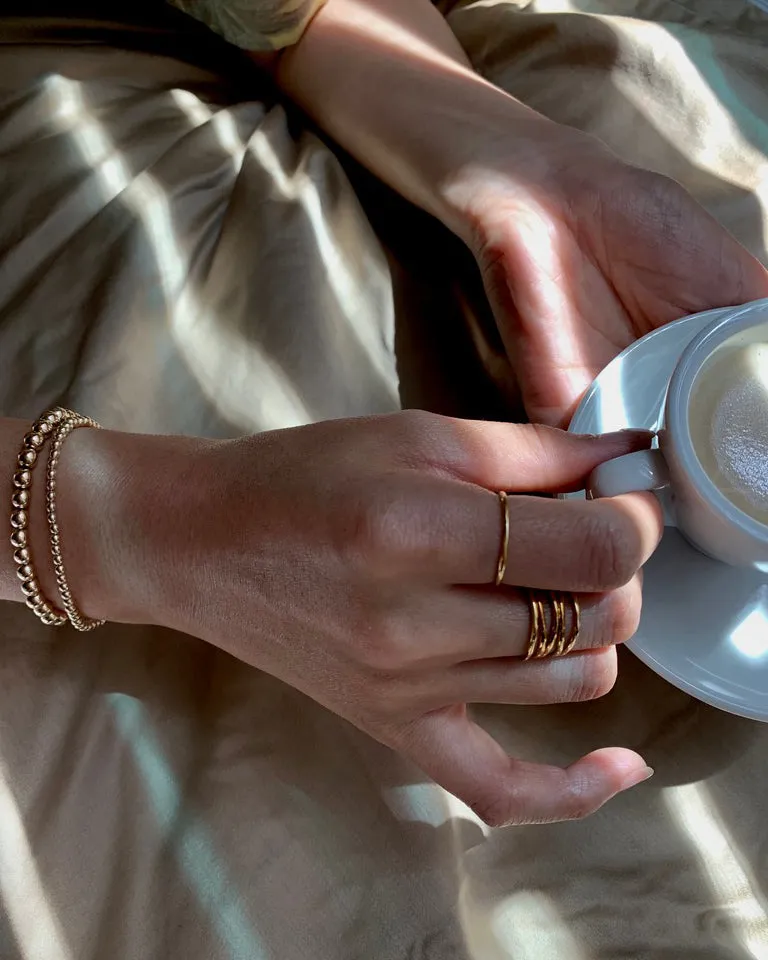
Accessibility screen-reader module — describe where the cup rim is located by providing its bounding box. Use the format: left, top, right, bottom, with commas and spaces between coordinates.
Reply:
667, 298, 768, 542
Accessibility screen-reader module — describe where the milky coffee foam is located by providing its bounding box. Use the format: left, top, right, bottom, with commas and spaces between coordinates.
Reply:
689, 343, 768, 526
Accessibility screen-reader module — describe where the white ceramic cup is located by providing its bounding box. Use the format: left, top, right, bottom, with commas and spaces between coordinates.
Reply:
586, 300, 768, 569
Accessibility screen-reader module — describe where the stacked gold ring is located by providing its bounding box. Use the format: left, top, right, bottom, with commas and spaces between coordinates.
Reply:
525, 590, 581, 660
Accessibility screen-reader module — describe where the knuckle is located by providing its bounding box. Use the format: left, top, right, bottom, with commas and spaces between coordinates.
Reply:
519, 423, 559, 467
471, 778, 601, 827
391, 409, 444, 459
469, 789, 518, 828
579, 506, 642, 589
356, 677, 408, 726
347, 489, 417, 576
602, 581, 642, 646
562, 784, 601, 821
389, 410, 470, 476
364, 615, 418, 675
347, 658, 421, 729
564, 653, 617, 702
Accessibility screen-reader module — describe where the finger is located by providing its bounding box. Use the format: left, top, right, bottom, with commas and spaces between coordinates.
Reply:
429, 648, 618, 707
500, 492, 662, 590
498, 492, 663, 590
395, 705, 652, 827
401, 483, 662, 591
456, 579, 641, 658
399, 577, 641, 664
400, 416, 653, 493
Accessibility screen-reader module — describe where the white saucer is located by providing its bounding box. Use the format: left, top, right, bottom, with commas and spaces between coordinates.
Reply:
569, 308, 768, 722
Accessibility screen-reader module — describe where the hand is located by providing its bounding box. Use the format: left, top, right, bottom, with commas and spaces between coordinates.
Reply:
451, 126, 768, 426
80, 413, 663, 825
274, 0, 768, 427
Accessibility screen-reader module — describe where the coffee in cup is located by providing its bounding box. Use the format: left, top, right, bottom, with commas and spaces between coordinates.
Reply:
688, 342, 768, 526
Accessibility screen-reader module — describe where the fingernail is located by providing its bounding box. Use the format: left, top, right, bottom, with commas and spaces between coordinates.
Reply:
579, 429, 653, 443
627, 765, 655, 789
607, 429, 654, 441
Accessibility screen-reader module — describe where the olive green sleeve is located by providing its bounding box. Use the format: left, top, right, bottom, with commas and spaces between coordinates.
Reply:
168, 0, 328, 51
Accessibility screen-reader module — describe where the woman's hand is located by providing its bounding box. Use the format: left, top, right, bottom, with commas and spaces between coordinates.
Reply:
277, 0, 768, 429
78, 414, 663, 826
451, 130, 768, 426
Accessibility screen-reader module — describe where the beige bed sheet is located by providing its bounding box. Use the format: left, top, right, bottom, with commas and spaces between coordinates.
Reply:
1, 2, 768, 958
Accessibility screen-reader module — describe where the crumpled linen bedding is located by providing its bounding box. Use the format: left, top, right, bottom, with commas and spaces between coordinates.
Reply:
1, 2, 768, 958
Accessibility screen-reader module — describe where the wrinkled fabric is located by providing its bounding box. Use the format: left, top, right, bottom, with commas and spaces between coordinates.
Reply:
167, 0, 327, 50
1, 3, 768, 959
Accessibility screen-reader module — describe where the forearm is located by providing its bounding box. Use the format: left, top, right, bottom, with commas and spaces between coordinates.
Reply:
276, 0, 549, 236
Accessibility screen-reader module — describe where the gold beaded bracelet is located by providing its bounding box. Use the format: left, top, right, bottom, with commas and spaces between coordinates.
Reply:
11, 408, 71, 626
10, 407, 104, 631
45, 413, 105, 632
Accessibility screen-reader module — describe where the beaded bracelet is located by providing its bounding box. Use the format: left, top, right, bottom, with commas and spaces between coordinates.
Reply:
10, 407, 104, 631
45, 413, 105, 632
11, 408, 71, 626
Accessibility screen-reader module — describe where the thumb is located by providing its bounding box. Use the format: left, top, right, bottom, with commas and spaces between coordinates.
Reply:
445, 420, 653, 493
396, 705, 653, 827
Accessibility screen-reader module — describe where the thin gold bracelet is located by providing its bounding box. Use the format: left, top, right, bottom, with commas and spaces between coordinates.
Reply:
10, 408, 70, 626
45, 413, 105, 632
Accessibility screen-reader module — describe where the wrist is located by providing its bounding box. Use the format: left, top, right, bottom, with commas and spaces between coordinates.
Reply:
52, 428, 214, 629
423, 96, 556, 234
438, 119, 615, 251
276, 0, 555, 234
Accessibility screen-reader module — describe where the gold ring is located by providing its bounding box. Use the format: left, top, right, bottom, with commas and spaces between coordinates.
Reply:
561, 592, 581, 655
525, 591, 545, 659
494, 491, 510, 586
540, 591, 565, 658
525, 590, 581, 659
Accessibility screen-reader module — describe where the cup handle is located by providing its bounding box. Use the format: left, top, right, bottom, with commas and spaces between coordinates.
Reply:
586, 449, 670, 499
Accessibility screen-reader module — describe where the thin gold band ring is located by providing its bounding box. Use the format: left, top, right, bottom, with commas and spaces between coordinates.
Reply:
494, 491, 510, 587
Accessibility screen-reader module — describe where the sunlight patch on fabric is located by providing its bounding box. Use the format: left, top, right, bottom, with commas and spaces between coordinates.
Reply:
108, 694, 267, 960
170, 86, 397, 405
0, 757, 73, 960
460, 885, 588, 960
665, 781, 768, 959
248, 125, 398, 401
47, 75, 313, 430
